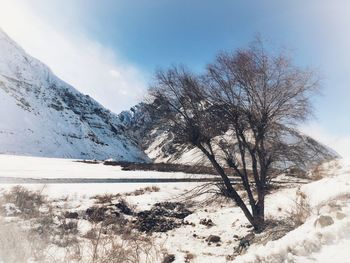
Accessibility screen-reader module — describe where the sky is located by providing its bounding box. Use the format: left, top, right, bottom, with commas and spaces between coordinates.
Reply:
0, 0, 349, 157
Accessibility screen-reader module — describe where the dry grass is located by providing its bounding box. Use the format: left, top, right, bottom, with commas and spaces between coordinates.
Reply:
0, 186, 163, 263
287, 189, 312, 227
253, 219, 296, 246
92, 186, 161, 204
0, 220, 161, 263
125, 186, 161, 197
309, 164, 328, 180
309, 160, 341, 180
85, 223, 161, 263
93, 194, 117, 204
0, 185, 49, 218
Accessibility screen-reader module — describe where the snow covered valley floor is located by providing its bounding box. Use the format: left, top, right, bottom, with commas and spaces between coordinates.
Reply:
0, 155, 349, 263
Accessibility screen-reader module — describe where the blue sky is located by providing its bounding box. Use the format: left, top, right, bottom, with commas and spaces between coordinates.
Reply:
0, 0, 349, 156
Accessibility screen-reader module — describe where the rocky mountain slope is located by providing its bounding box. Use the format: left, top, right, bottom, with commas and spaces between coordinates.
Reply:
119, 103, 339, 168
0, 29, 148, 161
0, 28, 338, 166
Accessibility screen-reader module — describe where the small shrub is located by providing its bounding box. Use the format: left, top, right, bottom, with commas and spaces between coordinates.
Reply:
1, 186, 48, 218
115, 199, 134, 215
185, 252, 195, 262
125, 186, 161, 196
86, 223, 161, 263
86, 206, 109, 222
93, 194, 116, 204
309, 164, 326, 180
288, 189, 311, 226
0, 186, 163, 263
145, 186, 160, 192
162, 254, 175, 263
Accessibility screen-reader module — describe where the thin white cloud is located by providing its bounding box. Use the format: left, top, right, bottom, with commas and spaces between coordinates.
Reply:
300, 122, 350, 158
0, 0, 146, 113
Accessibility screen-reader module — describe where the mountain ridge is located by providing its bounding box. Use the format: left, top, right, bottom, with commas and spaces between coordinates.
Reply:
0, 28, 148, 161
0, 28, 339, 167
119, 102, 339, 169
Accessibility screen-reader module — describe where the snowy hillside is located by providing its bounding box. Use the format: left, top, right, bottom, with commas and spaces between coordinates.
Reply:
119, 103, 339, 167
0, 29, 148, 161
0, 156, 349, 262
0, 28, 338, 165
235, 159, 350, 263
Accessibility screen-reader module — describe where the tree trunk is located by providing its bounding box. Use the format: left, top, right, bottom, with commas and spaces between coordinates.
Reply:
254, 160, 267, 231
253, 195, 265, 232
197, 144, 257, 228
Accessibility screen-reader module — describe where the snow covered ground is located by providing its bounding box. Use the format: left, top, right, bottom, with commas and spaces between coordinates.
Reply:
235, 159, 350, 263
0, 155, 349, 262
0, 154, 207, 180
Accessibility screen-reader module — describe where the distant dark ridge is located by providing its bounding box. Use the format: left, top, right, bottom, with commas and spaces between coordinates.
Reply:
105, 160, 229, 175
76, 160, 235, 176
0, 177, 223, 184
78, 160, 309, 179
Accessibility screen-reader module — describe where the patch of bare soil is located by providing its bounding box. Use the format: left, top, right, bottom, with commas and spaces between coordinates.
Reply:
135, 202, 192, 232
85, 199, 192, 233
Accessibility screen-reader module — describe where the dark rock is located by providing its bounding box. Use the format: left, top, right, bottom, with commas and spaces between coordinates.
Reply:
85, 207, 108, 222
112, 211, 121, 217
152, 202, 192, 219
136, 217, 179, 233
236, 233, 255, 252
64, 211, 79, 219
115, 200, 133, 215
135, 202, 192, 233
206, 235, 221, 243
199, 218, 214, 227
58, 221, 78, 234
162, 254, 175, 263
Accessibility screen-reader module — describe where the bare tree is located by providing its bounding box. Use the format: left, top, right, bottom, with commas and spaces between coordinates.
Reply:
205, 39, 320, 229
148, 40, 319, 231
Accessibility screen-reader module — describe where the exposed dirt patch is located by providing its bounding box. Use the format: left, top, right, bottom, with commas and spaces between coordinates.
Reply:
135, 202, 192, 233
85, 200, 192, 233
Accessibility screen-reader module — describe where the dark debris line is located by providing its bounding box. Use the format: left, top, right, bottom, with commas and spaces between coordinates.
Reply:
0, 176, 308, 185
0, 177, 224, 184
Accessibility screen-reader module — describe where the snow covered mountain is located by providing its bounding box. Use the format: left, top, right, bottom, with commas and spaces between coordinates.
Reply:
0, 29, 148, 161
0, 28, 338, 165
119, 103, 339, 168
